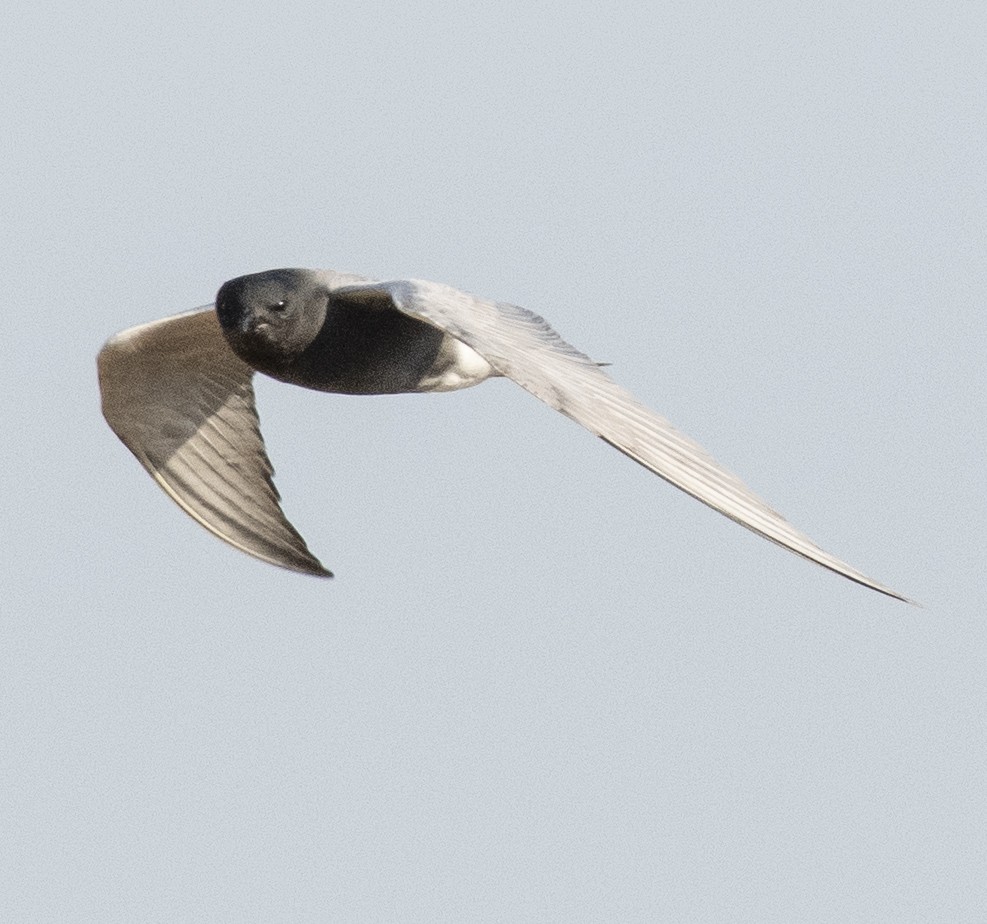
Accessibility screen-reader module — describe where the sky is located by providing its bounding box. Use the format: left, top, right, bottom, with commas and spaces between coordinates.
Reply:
3, 2, 985, 921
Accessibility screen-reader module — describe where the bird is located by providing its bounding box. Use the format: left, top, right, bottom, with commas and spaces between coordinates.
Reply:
97, 267, 911, 602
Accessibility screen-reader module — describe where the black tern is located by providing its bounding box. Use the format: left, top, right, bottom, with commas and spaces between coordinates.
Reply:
98, 268, 910, 601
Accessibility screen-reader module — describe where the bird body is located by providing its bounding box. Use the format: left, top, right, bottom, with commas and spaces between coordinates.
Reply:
216, 269, 495, 396
98, 268, 911, 602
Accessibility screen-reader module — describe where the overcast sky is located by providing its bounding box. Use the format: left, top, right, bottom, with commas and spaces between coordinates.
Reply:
3, 2, 985, 921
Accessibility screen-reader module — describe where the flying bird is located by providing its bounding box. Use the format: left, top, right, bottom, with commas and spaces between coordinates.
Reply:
98, 268, 910, 601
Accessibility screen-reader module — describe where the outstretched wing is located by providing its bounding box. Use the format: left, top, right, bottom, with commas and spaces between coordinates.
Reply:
337, 278, 910, 602
98, 308, 330, 577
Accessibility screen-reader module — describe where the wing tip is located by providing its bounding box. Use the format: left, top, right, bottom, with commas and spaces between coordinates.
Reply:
273, 549, 334, 578
298, 559, 334, 579
853, 579, 919, 606
879, 586, 921, 607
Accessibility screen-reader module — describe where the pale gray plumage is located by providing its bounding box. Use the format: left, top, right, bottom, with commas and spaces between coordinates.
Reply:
98, 267, 911, 601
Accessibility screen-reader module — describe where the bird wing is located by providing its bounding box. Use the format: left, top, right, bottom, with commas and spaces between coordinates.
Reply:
97, 307, 330, 577
335, 278, 909, 602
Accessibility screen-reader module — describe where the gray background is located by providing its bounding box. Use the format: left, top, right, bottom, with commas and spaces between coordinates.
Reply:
3, 2, 984, 921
